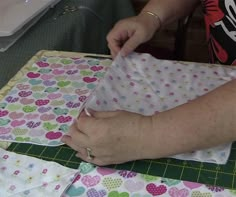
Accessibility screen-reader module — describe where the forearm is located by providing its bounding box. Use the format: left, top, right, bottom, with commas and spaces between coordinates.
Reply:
148, 80, 236, 158
141, 0, 199, 26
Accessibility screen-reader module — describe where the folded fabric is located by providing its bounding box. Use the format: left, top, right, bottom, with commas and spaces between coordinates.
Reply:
85, 52, 236, 164
0, 148, 78, 197
62, 162, 235, 197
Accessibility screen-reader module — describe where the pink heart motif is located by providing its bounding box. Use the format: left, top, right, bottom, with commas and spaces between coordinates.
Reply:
35, 99, 50, 106
66, 101, 80, 108
47, 93, 62, 100
36, 61, 49, 67
97, 167, 116, 176
51, 63, 62, 68
20, 98, 34, 105
81, 175, 101, 187
41, 74, 54, 80
40, 114, 56, 121
83, 77, 97, 83
5, 96, 19, 103
0, 110, 8, 117
168, 187, 189, 197
79, 96, 87, 102
18, 91, 32, 97
27, 72, 40, 78
38, 106, 52, 113
0, 127, 11, 135
9, 112, 24, 119
25, 114, 39, 120
183, 181, 202, 189
90, 66, 104, 72
146, 184, 167, 196
11, 120, 26, 127
75, 89, 89, 95
124, 180, 145, 193
16, 84, 30, 90
52, 69, 65, 75
56, 115, 72, 123
87, 188, 106, 197
46, 131, 62, 140
26, 121, 41, 129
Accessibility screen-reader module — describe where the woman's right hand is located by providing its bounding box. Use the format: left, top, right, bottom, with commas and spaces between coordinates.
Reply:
106, 12, 161, 58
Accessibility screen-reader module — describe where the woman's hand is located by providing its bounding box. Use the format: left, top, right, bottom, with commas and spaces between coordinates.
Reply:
61, 110, 154, 166
107, 12, 160, 58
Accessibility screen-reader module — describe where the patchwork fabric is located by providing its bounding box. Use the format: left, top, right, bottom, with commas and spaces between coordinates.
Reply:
0, 56, 110, 146
63, 162, 235, 197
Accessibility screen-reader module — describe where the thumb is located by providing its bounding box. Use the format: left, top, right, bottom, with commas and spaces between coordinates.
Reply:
120, 32, 144, 56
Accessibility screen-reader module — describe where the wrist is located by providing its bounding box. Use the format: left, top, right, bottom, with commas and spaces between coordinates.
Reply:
141, 10, 162, 30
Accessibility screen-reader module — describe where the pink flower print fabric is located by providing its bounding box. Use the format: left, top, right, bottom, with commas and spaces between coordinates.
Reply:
62, 162, 235, 196
0, 148, 78, 197
0, 56, 110, 146
85, 52, 236, 164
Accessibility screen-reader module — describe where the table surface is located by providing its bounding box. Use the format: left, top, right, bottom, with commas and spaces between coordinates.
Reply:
3, 50, 236, 190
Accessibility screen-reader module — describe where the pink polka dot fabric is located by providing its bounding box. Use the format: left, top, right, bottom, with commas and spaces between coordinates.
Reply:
85, 52, 236, 164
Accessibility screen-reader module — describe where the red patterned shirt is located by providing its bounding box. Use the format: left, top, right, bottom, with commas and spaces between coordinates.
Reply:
201, 0, 236, 65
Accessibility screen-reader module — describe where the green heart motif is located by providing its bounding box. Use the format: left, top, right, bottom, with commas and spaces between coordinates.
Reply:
33, 92, 47, 99
43, 122, 58, 131
191, 191, 212, 197
71, 82, 85, 88
29, 79, 42, 85
161, 178, 180, 186
57, 81, 71, 87
88, 59, 100, 65
7, 104, 22, 111
0, 103, 7, 109
79, 162, 95, 174
55, 76, 67, 81
66, 186, 85, 196
12, 128, 28, 135
141, 174, 159, 182
86, 83, 96, 90
60, 59, 73, 64
108, 191, 129, 197
31, 86, 45, 92
51, 100, 65, 106
15, 137, 31, 142
94, 72, 105, 78
59, 124, 69, 132
69, 110, 79, 116
48, 58, 60, 63
230, 190, 236, 195
0, 118, 10, 126
29, 67, 38, 72
23, 106, 37, 113
53, 107, 69, 115
38, 68, 52, 74
44, 87, 59, 93
80, 70, 93, 76
102, 177, 122, 190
